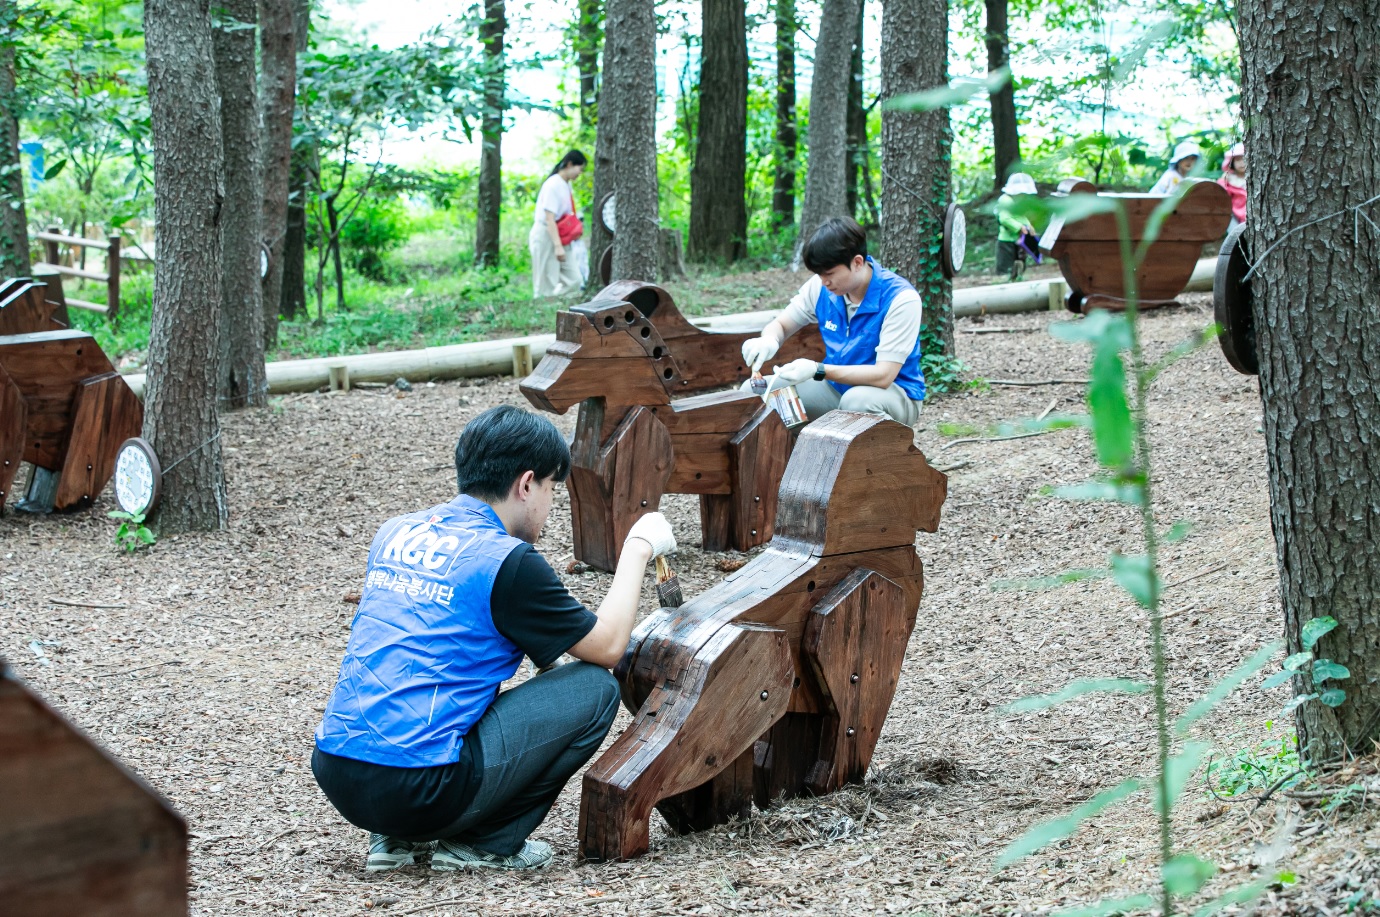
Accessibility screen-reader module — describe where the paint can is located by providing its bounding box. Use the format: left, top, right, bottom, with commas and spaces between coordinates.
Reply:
751, 377, 809, 428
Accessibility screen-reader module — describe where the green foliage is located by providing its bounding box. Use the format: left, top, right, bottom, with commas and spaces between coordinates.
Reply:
108, 509, 155, 553
338, 192, 409, 282
1261, 616, 1349, 716
1205, 728, 1302, 799
1003, 678, 1147, 714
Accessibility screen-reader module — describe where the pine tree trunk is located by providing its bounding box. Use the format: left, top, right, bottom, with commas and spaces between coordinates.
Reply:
796, 0, 862, 260
279, 0, 310, 323
143, 0, 228, 533
879, 0, 953, 358
1239, 0, 1380, 764
258, 0, 297, 349
606, 0, 658, 282
844, 1, 864, 221
771, 0, 797, 232
0, 2, 29, 278
475, 0, 505, 268
984, 0, 1019, 191
214, 0, 267, 409
687, 0, 747, 264
576, 0, 602, 131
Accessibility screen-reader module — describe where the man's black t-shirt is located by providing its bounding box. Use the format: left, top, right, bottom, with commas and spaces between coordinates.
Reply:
490, 543, 598, 666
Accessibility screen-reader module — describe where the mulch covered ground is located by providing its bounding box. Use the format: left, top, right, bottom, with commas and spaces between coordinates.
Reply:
3, 290, 1377, 916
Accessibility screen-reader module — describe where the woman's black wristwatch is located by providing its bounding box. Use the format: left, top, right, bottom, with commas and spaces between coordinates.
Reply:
813, 362, 827, 382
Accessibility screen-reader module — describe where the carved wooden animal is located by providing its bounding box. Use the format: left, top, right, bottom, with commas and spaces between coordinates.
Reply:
0, 277, 66, 336
1044, 178, 1231, 313
577, 411, 948, 861
521, 281, 824, 571
0, 660, 188, 915
0, 330, 143, 512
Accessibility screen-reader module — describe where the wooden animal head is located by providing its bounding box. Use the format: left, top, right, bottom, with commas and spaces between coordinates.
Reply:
0, 279, 62, 336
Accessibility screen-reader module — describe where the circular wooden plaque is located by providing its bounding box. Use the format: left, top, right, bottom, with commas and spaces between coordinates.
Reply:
941, 203, 966, 278
1214, 224, 1258, 375
113, 437, 163, 517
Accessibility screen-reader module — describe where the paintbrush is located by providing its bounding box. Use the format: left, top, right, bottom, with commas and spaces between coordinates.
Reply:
655, 555, 685, 608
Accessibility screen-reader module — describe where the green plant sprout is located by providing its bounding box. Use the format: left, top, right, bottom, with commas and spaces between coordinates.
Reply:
108, 509, 155, 553
1260, 615, 1349, 713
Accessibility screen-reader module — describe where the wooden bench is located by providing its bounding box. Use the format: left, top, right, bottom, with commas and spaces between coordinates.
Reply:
520, 282, 824, 571
0, 330, 143, 512
578, 412, 948, 861
1041, 178, 1231, 313
0, 277, 67, 336
0, 660, 187, 915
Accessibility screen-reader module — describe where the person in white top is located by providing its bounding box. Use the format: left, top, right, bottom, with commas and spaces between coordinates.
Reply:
1150, 141, 1202, 195
529, 150, 587, 298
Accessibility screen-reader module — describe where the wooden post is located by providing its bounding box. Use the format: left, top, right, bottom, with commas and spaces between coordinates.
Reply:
326, 362, 350, 392
105, 235, 121, 321
43, 226, 60, 267
1047, 279, 1066, 312
511, 342, 533, 378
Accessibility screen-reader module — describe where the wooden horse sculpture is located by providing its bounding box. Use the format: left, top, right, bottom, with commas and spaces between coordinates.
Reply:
1043, 178, 1231, 313
578, 411, 948, 861
0, 330, 143, 512
520, 281, 824, 571
0, 277, 67, 336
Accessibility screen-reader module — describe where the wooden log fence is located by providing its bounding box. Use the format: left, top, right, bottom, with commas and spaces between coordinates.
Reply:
33, 227, 123, 319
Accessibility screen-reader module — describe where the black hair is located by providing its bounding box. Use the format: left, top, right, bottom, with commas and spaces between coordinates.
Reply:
455, 405, 571, 501
802, 217, 868, 272
550, 149, 588, 176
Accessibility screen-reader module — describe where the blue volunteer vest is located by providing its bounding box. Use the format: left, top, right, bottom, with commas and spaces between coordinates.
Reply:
315, 495, 525, 768
816, 257, 926, 402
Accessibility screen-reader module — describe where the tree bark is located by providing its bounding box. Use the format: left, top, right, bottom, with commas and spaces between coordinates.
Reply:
576, 0, 602, 131
0, 1, 29, 278
214, 0, 267, 410
143, 0, 228, 533
845, 0, 864, 220
796, 0, 862, 261
984, 0, 1019, 191
771, 0, 797, 232
606, 0, 658, 282
880, 0, 953, 358
279, 0, 310, 323
475, 0, 504, 267
258, 0, 296, 349
687, 0, 747, 263
1238, 0, 1380, 763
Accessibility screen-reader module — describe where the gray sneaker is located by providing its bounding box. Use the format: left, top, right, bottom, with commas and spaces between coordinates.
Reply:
365, 833, 429, 872
431, 837, 553, 871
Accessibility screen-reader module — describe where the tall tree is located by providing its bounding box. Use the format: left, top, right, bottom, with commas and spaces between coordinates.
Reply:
575, 0, 602, 130
687, 0, 747, 263
259, 0, 298, 348
844, 0, 864, 220
1239, 0, 1380, 763
143, 0, 228, 532
279, 0, 310, 323
0, 0, 28, 277
474, 0, 505, 267
214, 0, 267, 409
984, 0, 1019, 190
796, 0, 863, 260
606, 0, 658, 281
587, 77, 616, 290
879, 0, 953, 358
771, 0, 797, 231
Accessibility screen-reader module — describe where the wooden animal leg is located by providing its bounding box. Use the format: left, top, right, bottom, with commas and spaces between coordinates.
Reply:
567, 401, 673, 572
802, 569, 915, 795
0, 367, 25, 511
655, 746, 755, 834
753, 712, 825, 807
53, 373, 144, 512
699, 405, 788, 553
578, 623, 794, 861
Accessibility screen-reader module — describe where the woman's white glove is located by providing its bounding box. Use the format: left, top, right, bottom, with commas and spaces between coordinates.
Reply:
773, 358, 820, 386
741, 336, 780, 373
624, 512, 677, 559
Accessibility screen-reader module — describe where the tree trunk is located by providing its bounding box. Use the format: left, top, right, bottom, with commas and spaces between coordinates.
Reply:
796, 0, 862, 261
327, 196, 345, 312
879, 0, 953, 358
687, 0, 747, 263
279, 0, 310, 323
845, 0, 864, 220
0, 2, 29, 278
576, 0, 602, 131
143, 0, 228, 533
606, 0, 658, 282
258, 0, 297, 349
475, 0, 505, 267
984, 0, 1019, 191
771, 0, 797, 232
214, 0, 267, 410
1239, 0, 1380, 764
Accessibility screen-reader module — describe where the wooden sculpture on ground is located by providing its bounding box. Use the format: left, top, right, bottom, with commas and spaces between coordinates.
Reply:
1042, 178, 1231, 313
0, 329, 143, 512
0, 660, 188, 915
578, 411, 948, 861
521, 281, 824, 571
0, 276, 67, 336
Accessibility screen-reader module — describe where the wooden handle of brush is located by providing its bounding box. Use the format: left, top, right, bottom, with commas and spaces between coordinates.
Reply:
655, 555, 669, 582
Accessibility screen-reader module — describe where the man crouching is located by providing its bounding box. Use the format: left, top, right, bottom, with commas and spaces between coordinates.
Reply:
312, 405, 675, 871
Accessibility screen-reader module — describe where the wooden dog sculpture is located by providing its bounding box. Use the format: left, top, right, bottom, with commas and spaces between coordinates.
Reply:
1043, 178, 1231, 313
0, 277, 67, 336
520, 281, 824, 571
578, 411, 948, 861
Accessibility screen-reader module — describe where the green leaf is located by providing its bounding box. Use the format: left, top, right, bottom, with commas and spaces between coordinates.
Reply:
1156, 741, 1209, 814
1281, 693, 1320, 715
1163, 521, 1194, 542
1176, 641, 1282, 735
1004, 678, 1148, 714
1190, 879, 1269, 917
1319, 688, 1347, 707
43, 159, 67, 180
1050, 309, 1133, 348
1282, 652, 1313, 672
136, 527, 156, 545
1311, 659, 1350, 682
1089, 340, 1134, 469
1046, 192, 1123, 224
1052, 895, 1157, 917
883, 67, 1011, 112
991, 569, 1109, 592
1145, 325, 1222, 384
1044, 481, 1145, 506
1260, 670, 1296, 690
1111, 553, 1158, 608
995, 778, 1140, 868
1163, 852, 1217, 897
1301, 616, 1338, 651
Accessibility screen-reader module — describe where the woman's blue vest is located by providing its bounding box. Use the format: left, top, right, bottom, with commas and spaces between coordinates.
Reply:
816, 257, 926, 401
315, 495, 525, 768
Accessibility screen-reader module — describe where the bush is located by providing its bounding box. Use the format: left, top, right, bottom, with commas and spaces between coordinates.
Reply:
338, 192, 410, 282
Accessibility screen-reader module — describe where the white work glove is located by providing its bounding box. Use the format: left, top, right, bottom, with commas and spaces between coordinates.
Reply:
772, 358, 820, 386
624, 511, 677, 560
741, 336, 780, 373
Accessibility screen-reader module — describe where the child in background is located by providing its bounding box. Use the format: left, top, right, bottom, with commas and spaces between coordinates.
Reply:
994, 173, 1038, 280
1217, 143, 1247, 230
1150, 142, 1201, 195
